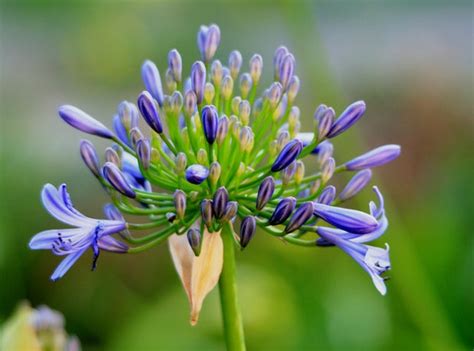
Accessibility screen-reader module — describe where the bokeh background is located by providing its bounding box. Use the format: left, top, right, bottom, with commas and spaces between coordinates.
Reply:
1, 1, 472, 350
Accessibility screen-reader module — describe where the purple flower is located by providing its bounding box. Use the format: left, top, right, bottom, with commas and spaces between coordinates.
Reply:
29, 184, 127, 281
317, 107, 335, 140
187, 228, 202, 256
228, 50, 243, 79
113, 115, 130, 146
174, 190, 187, 219
168, 49, 182, 83
317, 185, 336, 205
339, 169, 372, 201
285, 202, 314, 233
271, 139, 303, 172
345, 145, 401, 171
102, 162, 136, 198
136, 138, 151, 170
58, 105, 113, 139
213, 186, 229, 219
327, 100, 366, 138
313, 203, 378, 234
185, 164, 209, 184
279, 53, 295, 89
201, 199, 213, 228
201, 105, 219, 144
137, 91, 163, 134
141, 60, 164, 106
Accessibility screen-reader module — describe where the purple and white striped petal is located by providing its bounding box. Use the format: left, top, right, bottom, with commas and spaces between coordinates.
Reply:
58, 105, 113, 139
313, 203, 378, 234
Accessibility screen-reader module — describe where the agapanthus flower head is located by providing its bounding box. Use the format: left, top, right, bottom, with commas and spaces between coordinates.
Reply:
31, 24, 401, 325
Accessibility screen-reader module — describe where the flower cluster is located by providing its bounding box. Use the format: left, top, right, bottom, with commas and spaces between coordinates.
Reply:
30, 24, 400, 301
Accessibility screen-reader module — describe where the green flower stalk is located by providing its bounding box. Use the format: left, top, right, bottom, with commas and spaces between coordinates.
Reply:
29, 23, 401, 350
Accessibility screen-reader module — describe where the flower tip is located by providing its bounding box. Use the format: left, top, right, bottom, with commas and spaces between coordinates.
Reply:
58, 105, 113, 139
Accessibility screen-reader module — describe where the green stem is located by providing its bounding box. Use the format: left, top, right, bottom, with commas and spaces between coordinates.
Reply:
218, 223, 246, 351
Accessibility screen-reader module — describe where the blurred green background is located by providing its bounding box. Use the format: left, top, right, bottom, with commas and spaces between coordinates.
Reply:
0, 1, 472, 350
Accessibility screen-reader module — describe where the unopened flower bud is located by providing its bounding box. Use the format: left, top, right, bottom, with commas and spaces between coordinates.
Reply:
59, 105, 113, 139
187, 228, 202, 256
239, 126, 253, 151
313, 203, 378, 234
201, 105, 219, 144
249, 54, 263, 83
294, 161, 305, 184
327, 100, 366, 138
221, 75, 234, 100
221, 201, 238, 222
136, 139, 151, 170
197, 148, 208, 165
318, 107, 335, 140
239, 216, 256, 249
272, 94, 288, 122
209, 162, 221, 185
170, 91, 183, 115
256, 176, 275, 210
211, 59, 223, 86
310, 179, 321, 195
185, 164, 209, 184
216, 116, 229, 145
168, 49, 182, 83
141, 60, 164, 106
267, 82, 283, 108
175, 152, 187, 174
184, 91, 197, 117
315, 140, 334, 166
339, 169, 372, 201
79, 140, 100, 177
105, 147, 121, 167
285, 202, 314, 233
282, 161, 296, 185
277, 131, 290, 151
213, 186, 229, 219
198, 24, 220, 62
273, 46, 289, 80
317, 185, 336, 205
239, 73, 253, 99
166, 212, 177, 223
239, 100, 251, 126
191, 61, 206, 104
287, 75, 300, 103
279, 53, 295, 90
345, 145, 401, 171
201, 199, 213, 229
271, 139, 303, 172
129, 127, 144, 148
103, 162, 136, 198
269, 197, 296, 225
228, 50, 243, 80
165, 68, 177, 92
321, 157, 335, 183
138, 91, 163, 134
118, 101, 139, 130
174, 190, 187, 220
204, 83, 215, 105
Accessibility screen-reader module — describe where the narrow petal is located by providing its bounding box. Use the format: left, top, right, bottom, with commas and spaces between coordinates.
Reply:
98, 236, 128, 253
50, 247, 88, 281
29, 228, 84, 250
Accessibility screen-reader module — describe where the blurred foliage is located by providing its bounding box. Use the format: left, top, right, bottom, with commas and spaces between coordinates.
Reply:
0, 1, 472, 350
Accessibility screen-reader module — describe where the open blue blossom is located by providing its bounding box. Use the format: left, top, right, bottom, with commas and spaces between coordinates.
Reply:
29, 184, 127, 281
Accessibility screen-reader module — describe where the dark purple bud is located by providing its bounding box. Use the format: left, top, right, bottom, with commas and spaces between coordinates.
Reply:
317, 185, 336, 205
339, 169, 372, 201
256, 176, 275, 210
285, 202, 315, 233
222, 201, 238, 222
187, 228, 202, 256
213, 186, 229, 219
201, 105, 219, 144
168, 49, 182, 83
166, 212, 177, 223
185, 164, 209, 184
239, 216, 256, 249
268, 197, 296, 225
136, 139, 151, 170
102, 162, 136, 198
191, 61, 206, 104
313, 203, 378, 234
174, 190, 187, 220
58, 105, 113, 139
201, 199, 213, 228
345, 145, 401, 171
327, 100, 366, 138
137, 91, 163, 134
279, 53, 295, 89
79, 139, 100, 177
271, 139, 303, 172
141, 60, 164, 106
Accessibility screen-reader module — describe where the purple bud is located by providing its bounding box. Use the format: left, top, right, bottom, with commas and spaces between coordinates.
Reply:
79, 140, 100, 177
313, 203, 378, 234
103, 203, 124, 221
213, 186, 229, 219
113, 115, 129, 146
118, 101, 139, 129
256, 176, 275, 210
268, 197, 296, 225
321, 157, 335, 183
185, 164, 209, 184
345, 145, 401, 171
271, 139, 303, 172
216, 115, 229, 145
141, 60, 164, 106
327, 100, 366, 138
339, 169, 372, 201
279, 53, 295, 89
168, 49, 182, 83
58, 105, 113, 139
285, 202, 314, 233
314, 104, 328, 122
191, 61, 206, 104
201, 199, 213, 228
315, 140, 334, 164
137, 91, 163, 134
102, 162, 136, 198
136, 139, 151, 170
105, 147, 121, 167
222, 201, 238, 222
273, 46, 289, 80
267, 82, 283, 108
198, 24, 220, 62
187, 228, 202, 256
287, 75, 300, 103
317, 185, 336, 205
167, 212, 177, 223
184, 91, 197, 116
174, 190, 187, 219
129, 127, 144, 148
229, 50, 243, 79
318, 107, 335, 140
249, 54, 263, 83
239, 216, 256, 249
201, 105, 219, 144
